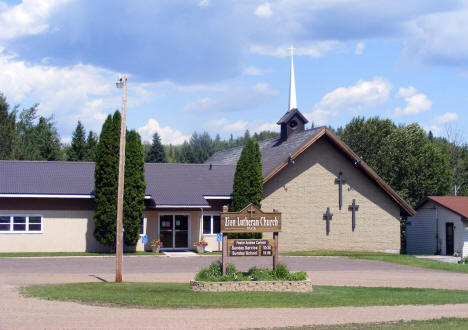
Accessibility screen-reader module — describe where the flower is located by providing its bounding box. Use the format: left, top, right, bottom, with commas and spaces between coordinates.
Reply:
151, 239, 163, 248
194, 239, 208, 247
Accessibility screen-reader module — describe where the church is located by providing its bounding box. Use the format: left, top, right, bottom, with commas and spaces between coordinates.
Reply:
0, 52, 414, 253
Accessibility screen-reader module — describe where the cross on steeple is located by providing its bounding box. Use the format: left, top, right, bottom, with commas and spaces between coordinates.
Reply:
348, 199, 359, 232
323, 207, 333, 236
334, 172, 346, 210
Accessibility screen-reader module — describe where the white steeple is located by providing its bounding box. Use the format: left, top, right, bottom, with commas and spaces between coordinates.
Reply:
288, 45, 297, 111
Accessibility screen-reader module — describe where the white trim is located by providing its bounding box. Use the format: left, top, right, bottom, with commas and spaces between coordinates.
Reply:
203, 195, 232, 200
156, 205, 211, 209
201, 212, 221, 236
0, 194, 94, 199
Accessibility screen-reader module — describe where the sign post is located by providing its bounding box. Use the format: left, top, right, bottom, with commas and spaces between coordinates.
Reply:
220, 203, 281, 275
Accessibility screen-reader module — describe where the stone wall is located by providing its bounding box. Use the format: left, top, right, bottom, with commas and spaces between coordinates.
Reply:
190, 280, 313, 292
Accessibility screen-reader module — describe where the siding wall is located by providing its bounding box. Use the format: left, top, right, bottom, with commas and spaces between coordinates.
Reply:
437, 205, 464, 256
406, 204, 436, 255
262, 138, 401, 253
463, 221, 468, 258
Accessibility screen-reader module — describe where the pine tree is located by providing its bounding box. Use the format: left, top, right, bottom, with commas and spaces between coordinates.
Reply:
230, 138, 263, 239
93, 112, 121, 247
146, 132, 166, 162
123, 130, 146, 245
67, 121, 87, 161
0, 94, 16, 160
84, 131, 98, 161
34, 116, 62, 161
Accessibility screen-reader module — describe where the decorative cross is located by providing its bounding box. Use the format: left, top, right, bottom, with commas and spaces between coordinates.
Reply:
323, 207, 333, 236
334, 172, 346, 210
288, 45, 296, 56
348, 199, 359, 232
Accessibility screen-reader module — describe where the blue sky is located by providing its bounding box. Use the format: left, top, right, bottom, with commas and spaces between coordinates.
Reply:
0, 0, 467, 144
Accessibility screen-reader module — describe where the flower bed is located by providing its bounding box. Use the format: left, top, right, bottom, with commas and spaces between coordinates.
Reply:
191, 261, 311, 292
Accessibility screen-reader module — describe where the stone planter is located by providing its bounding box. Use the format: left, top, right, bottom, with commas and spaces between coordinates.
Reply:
196, 245, 206, 254
190, 280, 313, 293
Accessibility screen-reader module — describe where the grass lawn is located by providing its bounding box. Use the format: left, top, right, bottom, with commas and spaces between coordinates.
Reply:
282, 251, 468, 273
280, 317, 468, 329
0, 251, 164, 257
21, 282, 468, 309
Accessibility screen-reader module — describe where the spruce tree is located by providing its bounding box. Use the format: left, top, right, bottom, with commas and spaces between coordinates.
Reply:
230, 138, 263, 239
93, 112, 121, 247
146, 132, 166, 162
67, 121, 87, 161
84, 131, 98, 161
123, 130, 146, 245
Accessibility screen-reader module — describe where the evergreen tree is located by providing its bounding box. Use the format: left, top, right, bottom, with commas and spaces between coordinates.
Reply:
93, 112, 121, 247
0, 94, 16, 160
84, 131, 98, 161
67, 121, 87, 161
146, 132, 166, 162
123, 130, 146, 245
230, 138, 263, 239
13, 105, 40, 160
34, 116, 62, 161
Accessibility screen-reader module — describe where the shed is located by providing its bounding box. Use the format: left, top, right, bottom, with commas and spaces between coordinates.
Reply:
406, 196, 468, 257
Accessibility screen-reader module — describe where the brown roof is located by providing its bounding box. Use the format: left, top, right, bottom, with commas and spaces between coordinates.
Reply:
419, 196, 468, 218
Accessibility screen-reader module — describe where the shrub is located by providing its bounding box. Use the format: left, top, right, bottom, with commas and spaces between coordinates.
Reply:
194, 261, 307, 282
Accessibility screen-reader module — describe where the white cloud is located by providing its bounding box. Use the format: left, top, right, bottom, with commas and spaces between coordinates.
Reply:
198, 0, 210, 7
255, 2, 272, 18
0, 49, 118, 134
395, 86, 431, 115
184, 83, 278, 114
250, 41, 342, 58
433, 112, 459, 124
354, 42, 365, 55
205, 118, 248, 133
243, 66, 271, 76
0, 0, 69, 40
138, 118, 190, 145
314, 77, 392, 114
304, 109, 330, 127
205, 118, 279, 134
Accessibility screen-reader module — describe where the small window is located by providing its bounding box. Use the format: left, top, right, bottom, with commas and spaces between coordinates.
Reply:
29, 216, 42, 231
13, 216, 26, 231
0, 215, 42, 233
0, 216, 10, 231
202, 214, 221, 235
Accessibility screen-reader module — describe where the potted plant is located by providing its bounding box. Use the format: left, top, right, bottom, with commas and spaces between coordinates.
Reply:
151, 239, 163, 253
194, 238, 208, 253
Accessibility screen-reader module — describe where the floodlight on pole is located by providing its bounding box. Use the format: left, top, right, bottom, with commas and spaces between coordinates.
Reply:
115, 74, 127, 283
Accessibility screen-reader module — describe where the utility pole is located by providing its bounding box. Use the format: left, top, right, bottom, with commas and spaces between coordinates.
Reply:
115, 74, 127, 283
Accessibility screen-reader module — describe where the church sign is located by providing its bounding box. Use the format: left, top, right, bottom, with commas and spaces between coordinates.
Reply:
221, 204, 282, 233
220, 203, 281, 274
228, 239, 275, 257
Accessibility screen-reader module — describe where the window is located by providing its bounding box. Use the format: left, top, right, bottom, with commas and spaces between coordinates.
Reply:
0, 215, 42, 233
202, 215, 220, 235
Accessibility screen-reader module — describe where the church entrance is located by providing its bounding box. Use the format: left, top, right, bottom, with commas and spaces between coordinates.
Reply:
159, 215, 189, 249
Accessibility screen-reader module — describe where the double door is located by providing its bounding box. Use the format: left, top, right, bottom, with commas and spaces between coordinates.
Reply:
159, 215, 189, 249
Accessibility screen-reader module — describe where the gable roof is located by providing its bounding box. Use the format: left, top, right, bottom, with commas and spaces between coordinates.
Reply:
207, 127, 415, 216
416, 196, 468, 219
276, 108, 309, 125
0, 161, 235, 208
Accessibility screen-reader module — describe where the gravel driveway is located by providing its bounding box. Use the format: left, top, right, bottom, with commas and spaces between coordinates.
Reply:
1, 255, 468, 329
